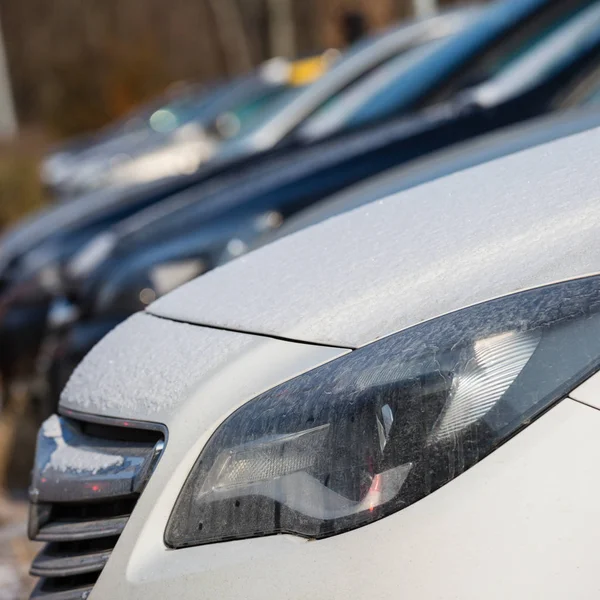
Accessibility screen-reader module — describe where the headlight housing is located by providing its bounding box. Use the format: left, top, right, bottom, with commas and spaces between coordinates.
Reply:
109, 136, 216, 186
166, 276, 600, 548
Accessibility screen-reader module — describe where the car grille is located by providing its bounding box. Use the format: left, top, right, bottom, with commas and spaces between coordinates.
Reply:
28, 410, 166, 599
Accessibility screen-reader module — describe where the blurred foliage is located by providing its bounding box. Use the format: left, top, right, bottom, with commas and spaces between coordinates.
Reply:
0, 135, 49, 232
44, 38, 171, 137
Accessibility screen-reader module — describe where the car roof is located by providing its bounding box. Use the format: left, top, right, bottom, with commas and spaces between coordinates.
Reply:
150, 125, 600, 348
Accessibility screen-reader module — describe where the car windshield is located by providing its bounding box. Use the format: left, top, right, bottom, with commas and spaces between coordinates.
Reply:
214, 21, 439, 146
115, 77, 290, 138
210, 85, 308, 142
143, 93, 225, 133
105, 86, 227, 138
298, 39, 445, 140
300, 1, 594, 137
552, 53, 600, 109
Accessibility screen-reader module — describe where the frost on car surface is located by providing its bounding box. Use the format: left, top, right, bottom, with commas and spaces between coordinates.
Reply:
42, 415, 125, 474
166, 275, 600, 547
149, 126, 600, 348
60, 313, 256, 420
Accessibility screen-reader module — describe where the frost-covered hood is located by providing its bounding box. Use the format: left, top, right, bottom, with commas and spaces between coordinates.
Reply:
149, 127, 600, 348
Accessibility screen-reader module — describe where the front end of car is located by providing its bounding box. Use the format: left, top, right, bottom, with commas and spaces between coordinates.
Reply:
28, 274, 600, 599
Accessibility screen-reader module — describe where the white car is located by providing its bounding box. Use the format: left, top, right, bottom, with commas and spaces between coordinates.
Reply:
28, 127, 600, 600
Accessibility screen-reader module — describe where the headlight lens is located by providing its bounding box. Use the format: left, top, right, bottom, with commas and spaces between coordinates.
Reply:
110, 138, 215, 185
166, 276, 600, 548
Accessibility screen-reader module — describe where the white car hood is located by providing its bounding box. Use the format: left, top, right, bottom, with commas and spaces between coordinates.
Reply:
149, 127, 600, 349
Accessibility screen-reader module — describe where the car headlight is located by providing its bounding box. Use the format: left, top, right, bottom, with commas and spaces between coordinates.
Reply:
110, 137, 216, 185
166, 276, 600, 548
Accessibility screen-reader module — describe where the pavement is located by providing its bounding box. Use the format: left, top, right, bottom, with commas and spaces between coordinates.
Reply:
0, 494, 40, 600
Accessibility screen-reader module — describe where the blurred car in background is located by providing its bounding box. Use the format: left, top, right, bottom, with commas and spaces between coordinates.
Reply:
41, 54, 332, 198
40, 7, 477, 199
3, 3, 482, 280
3, 0, 598, 411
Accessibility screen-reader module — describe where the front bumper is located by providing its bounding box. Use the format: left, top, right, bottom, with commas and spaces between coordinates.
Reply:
40, 314, 600, 600
92, 398, 600, 600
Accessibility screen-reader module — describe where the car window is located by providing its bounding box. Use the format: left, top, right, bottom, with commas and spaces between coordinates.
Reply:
208, 87, 292, 140
428, 0, 595, 103
306, 1, 597, 136
552, 53, 600, 109
213, 85, 308, 142
297, 39, 444, 141
144, 96, 218, 133
215, 20, 456, 147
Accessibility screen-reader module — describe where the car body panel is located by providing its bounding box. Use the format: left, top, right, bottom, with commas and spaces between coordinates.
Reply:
83, 393, 600, 600
567, 368, 600, 410
150, 126, 600, 348
60, 312, 348, 423
243, 106, 600, 257
38, 316, 125, 417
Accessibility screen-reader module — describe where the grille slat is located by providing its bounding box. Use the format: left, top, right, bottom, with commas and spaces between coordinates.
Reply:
35, 515, 129, 542
28, 413, 165, 599
30, 543, 112, 578
30, 580, 95, 600
30, 571, 98, 600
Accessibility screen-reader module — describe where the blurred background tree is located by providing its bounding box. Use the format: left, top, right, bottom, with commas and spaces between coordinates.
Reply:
0, 0, 468, 139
